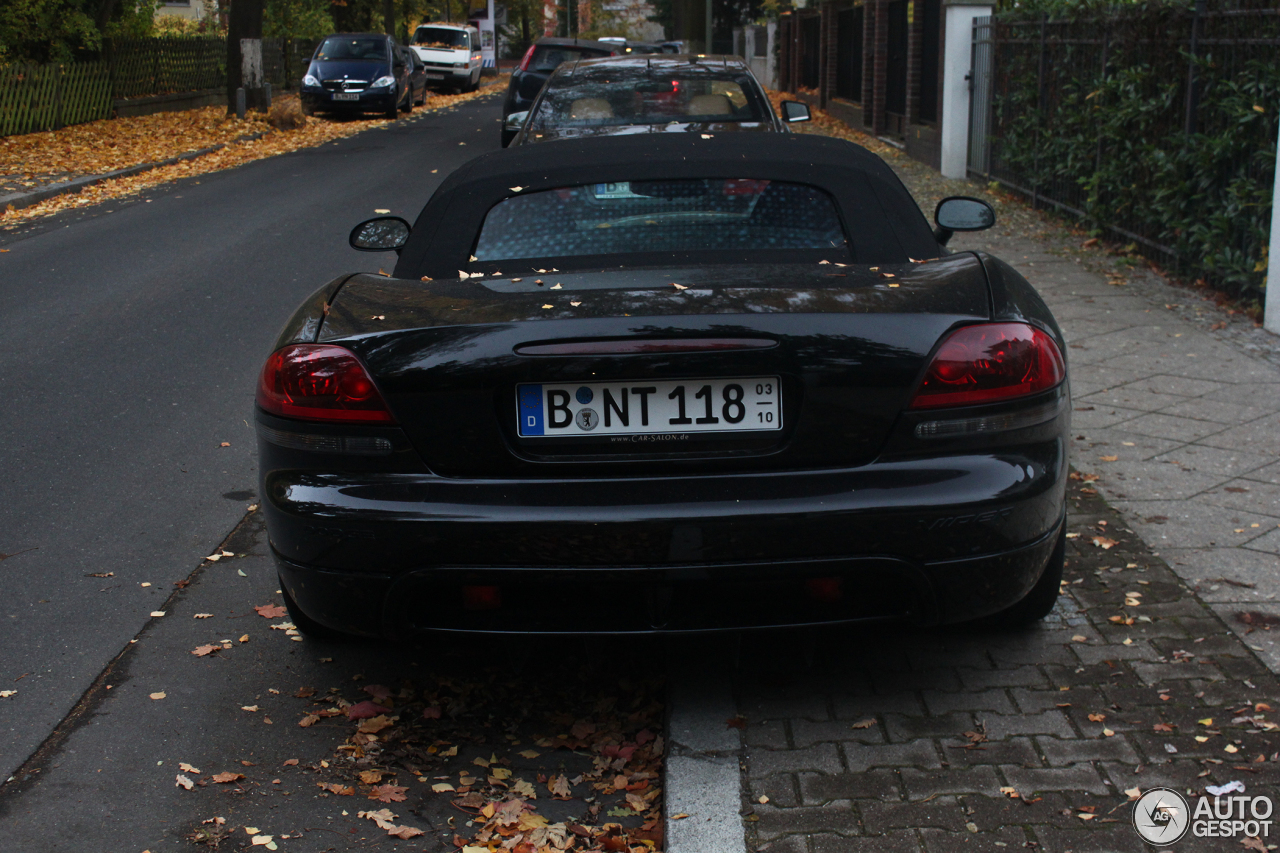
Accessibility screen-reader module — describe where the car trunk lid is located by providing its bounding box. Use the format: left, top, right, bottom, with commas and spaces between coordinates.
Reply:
320, 255, 991, 477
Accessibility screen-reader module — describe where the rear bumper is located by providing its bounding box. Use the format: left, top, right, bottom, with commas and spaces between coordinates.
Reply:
264, 444, 1067, 636
276, 523, 1062, 637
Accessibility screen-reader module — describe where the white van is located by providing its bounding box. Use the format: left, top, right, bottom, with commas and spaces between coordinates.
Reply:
410, 23, 482, 92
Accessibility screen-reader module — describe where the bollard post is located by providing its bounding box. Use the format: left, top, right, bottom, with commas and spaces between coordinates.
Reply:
1266, 115, 1280, 336
236, 87, 246, 120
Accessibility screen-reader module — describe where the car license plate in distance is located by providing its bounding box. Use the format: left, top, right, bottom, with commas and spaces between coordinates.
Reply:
426, 73, 445, 80
593, 182, 645, 200
332, 92, 359, 101
517, 378, 781, 437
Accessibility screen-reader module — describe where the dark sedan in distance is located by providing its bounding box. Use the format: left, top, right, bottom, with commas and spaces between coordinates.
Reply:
502, 37, 621, 145
506, 55, 810, 146
257, 133, 1069, 640
300, 33, 413, 119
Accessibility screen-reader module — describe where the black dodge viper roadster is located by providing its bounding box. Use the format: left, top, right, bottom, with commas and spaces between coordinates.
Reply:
256, 133, 1069, 639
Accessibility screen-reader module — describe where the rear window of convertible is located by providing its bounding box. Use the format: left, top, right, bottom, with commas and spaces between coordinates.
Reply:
472, 179, 848, 262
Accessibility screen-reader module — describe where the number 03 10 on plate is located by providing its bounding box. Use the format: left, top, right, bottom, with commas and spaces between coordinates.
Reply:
517, 377, 782, 437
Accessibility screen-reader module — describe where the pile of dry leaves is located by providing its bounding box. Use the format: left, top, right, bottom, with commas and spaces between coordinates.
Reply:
296, 664, 665, 852
0, 78, 507, 225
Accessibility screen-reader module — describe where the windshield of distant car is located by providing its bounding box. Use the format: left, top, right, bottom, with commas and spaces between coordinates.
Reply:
316, 37, 388, 62
414, 27, 468, 49
529, 45, 611, 73
473, 179, 847, 262
529, 69, 769, 130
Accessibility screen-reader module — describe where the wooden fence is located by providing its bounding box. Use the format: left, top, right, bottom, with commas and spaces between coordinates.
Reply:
0, 62, 114, 137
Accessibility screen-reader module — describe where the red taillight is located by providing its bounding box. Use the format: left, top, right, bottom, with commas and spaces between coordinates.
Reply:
462, 585, 502, 610
257, 344, 395, 423
804, 577, 843, 603
908, 323, 1065, 409
517, 44, 536, 72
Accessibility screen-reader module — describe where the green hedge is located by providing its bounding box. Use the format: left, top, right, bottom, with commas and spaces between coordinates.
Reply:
983, 3, 1278, 303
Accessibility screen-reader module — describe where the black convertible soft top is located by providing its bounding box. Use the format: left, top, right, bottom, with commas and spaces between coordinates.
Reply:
392, 133, 941, 279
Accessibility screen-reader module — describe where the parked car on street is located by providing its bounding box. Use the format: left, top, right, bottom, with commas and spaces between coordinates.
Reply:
300, 33, 413, 119
257, 133, 1069, 640
410, 22, 482, 92
404, 48, 428, 106
502, 37, 622, 145
505, 55, 809, 146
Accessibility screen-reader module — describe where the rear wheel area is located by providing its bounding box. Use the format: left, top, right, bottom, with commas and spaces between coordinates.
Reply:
975, 527, 1065, 628
281, 577, 358, 642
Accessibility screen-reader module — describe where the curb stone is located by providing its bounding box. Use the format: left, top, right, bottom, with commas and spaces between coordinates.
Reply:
0, 132, 269, 213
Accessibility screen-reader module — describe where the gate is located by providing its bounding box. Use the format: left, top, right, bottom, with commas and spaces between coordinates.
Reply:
967, 15, 994, 177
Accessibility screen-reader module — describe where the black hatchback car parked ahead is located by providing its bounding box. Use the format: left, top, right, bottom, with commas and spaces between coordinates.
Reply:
508, 55, 810, 146
502, 37, 621, 145
300, 33, 413, 119
258, 133, 1069, 640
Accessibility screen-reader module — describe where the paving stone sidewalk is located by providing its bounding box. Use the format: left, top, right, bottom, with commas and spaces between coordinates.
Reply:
737, 489, 1280, 853
732, 132, 1280, 852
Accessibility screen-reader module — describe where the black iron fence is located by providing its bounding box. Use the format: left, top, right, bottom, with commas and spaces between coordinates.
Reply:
0, 37, 321, 136
968, 0, 1279, 301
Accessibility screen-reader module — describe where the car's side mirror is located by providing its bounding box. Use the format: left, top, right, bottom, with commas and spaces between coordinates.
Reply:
350, 217, 411, 252
504, 110, 529, 133
780, 100, 810, 123
934, 196, 996, 246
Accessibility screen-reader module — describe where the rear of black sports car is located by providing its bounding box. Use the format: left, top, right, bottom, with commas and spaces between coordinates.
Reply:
256, 134, 1070, 639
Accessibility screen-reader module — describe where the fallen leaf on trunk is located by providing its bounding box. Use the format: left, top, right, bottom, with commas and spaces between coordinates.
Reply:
179, 762, 201, 774
298, 714, 320, 727
254, 604, 287, 619
176, 774, 195, 790
191, 644, 220, 657
388, 825, 424, 839
211, 772, 244, 784
358, 770, 384, 784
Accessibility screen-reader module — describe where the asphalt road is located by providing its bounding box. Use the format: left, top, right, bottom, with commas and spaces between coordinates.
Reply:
0, 94, 504, 788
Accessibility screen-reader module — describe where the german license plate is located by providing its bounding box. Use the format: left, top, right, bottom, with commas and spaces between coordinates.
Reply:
426, 73, 445, 80
593, 182, 644, 199
332, 92, 359, 101
517, 377, 781, 437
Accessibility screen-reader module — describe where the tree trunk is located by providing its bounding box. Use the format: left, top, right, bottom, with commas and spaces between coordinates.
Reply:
384, 0, 395, 37
227, 0, 266, 115
96, 0, 119, 33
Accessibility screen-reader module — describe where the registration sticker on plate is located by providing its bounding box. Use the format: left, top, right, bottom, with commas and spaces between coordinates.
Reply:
517, 378, 781, 437
332, 92, 359, 101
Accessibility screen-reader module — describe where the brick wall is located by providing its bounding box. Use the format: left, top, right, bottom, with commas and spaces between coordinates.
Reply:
872, 0, 888, 134
905, 0, 921, 125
